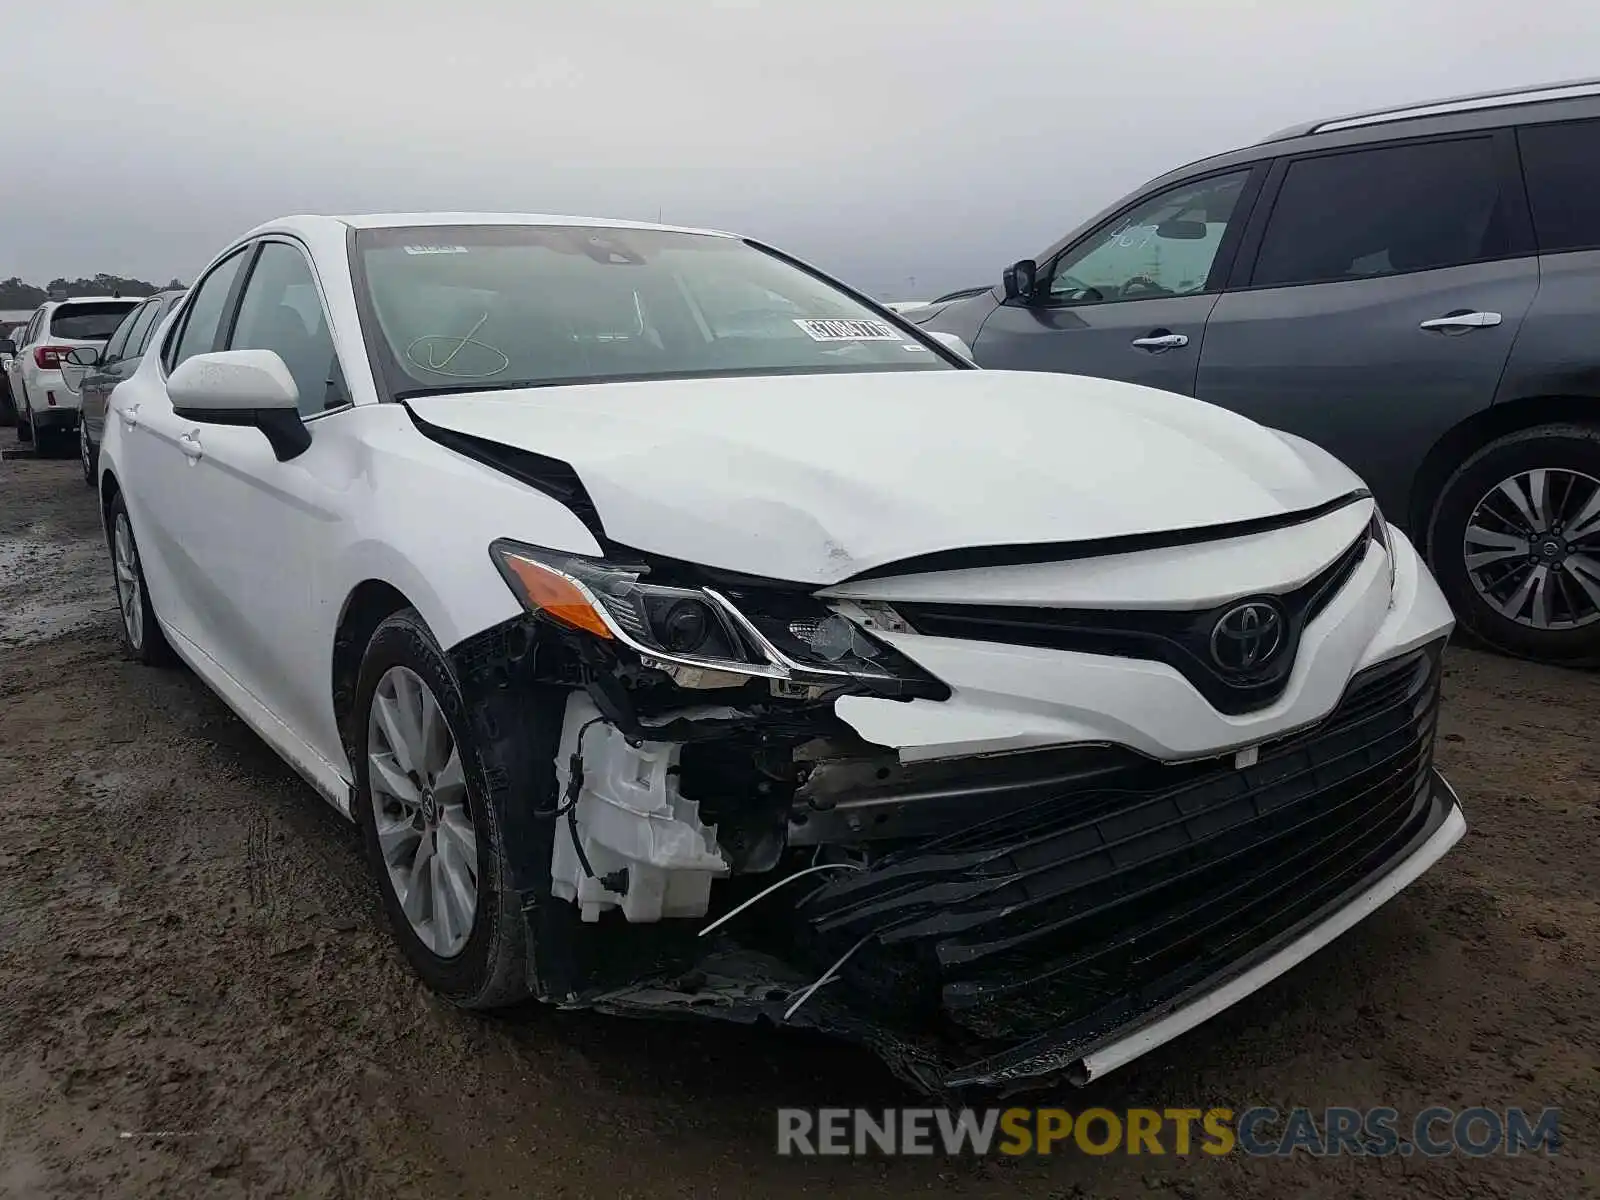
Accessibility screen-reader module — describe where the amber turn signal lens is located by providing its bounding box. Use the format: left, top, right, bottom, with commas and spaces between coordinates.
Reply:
500, 555, 614, 639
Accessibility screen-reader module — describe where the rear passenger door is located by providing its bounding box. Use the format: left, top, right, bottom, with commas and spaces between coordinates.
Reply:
1497, 118, 1600, 404
1196, 133, 1538, 523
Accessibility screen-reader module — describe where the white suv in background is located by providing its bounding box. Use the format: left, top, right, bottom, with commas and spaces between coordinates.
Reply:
7, 296, 143, 451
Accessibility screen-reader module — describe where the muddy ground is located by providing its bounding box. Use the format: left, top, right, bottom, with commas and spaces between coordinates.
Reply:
1, 432, 1597, 1199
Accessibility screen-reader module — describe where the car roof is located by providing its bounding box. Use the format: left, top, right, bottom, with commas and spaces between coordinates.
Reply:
240, 212, 737, 242
45, 295, 147, 308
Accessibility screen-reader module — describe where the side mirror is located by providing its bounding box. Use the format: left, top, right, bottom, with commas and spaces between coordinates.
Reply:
1156, 218, 1207, 240
0, 338, 15, 355
1001, 258, 1038, 303
926, 330, 974, 361
59, 346, 99, 394
168, 349, 311, 462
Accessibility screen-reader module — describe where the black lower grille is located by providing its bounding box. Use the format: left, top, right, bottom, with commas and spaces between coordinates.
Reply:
800, 642, 1446, 1071
894, 529, 1372, 714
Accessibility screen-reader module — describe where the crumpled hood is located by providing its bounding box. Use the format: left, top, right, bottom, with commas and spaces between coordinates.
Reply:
406, 370, 1364, 584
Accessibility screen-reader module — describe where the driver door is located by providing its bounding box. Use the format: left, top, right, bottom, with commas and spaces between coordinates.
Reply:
971, 167, 1263, 396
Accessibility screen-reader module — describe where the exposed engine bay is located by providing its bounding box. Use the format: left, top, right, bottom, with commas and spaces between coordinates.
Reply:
448, 533, 1456, 1097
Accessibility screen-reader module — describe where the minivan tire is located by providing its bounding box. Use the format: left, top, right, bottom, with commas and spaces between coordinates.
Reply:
1428, 423, 1600, 664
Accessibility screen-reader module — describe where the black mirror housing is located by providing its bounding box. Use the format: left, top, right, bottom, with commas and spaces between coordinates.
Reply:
1002, 258, 1039, 302
65, 346, 100, 367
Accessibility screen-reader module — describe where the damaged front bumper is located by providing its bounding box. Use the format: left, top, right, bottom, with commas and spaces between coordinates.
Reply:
549, 641, 1461, 1095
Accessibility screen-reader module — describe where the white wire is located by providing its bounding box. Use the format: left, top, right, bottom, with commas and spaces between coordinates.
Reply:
783, 932, 874, 1022
696, 861, 864, 939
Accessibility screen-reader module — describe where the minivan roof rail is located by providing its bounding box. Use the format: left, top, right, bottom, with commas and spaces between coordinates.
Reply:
1260, 77, 1600, 143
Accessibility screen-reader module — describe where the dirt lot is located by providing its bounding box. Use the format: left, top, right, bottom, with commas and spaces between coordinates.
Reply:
1, 433, 1597, 1198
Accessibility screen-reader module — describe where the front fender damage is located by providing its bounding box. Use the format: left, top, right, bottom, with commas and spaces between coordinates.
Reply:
448, 612, 1453, 1099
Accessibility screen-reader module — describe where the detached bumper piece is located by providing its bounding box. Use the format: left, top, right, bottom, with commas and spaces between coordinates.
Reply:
593, 642, 1459, 1096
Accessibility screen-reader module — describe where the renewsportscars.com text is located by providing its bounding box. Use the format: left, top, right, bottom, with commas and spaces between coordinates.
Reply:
776, 1106, 1561, 1158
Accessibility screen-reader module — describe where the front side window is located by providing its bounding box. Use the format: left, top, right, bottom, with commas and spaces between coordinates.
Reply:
354, 225, 953, 397
1517, 119, 1600, 254
48, 300, 140, 342
1251, 137, 1511, 288
1043, 171, 1250, 306
170, 248, 249, 371
123, 300, 163, 360
101, 303, 149, 363
228, 242, 345, 416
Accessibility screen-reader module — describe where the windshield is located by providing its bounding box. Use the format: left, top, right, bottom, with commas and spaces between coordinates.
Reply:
49, 300, 140, 341
353, 225, 953, 396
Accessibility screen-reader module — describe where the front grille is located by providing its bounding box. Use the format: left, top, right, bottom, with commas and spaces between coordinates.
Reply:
894, 530, 1372, 715
800, 643, 1445, 1074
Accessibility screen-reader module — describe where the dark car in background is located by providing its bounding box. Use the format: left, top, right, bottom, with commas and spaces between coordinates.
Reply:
61, 289, 186, 484
918, 78, 1600, 664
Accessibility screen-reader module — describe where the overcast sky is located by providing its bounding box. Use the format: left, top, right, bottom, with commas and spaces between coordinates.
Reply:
3, 0, 1597, 298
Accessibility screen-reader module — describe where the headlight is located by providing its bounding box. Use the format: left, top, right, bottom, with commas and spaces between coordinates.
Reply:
490, 540, 946, 697
1368, 506, 1398, 594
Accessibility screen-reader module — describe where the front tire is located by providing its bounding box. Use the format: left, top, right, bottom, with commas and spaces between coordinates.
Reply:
1428, 423, 1600, 663
353, 608, 532, 1009
106, 492, 175, 665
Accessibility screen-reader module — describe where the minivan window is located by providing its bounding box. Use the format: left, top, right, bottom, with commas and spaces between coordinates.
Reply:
1250, 137, 1511, 288
1044, 171, 1250, 305
1517, 119, 1600, 254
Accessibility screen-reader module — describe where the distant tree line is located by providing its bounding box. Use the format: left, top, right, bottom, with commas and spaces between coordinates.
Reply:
0, 273, 186, 308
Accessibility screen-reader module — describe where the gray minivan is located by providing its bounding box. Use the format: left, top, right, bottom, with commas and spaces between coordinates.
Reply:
919, 79, 1600, 664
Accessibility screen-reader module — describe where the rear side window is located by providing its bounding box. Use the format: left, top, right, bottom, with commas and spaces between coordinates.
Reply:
1517, 119, 1600, 254
1251, 137, 1511, 288
169, 250, 249, 371
48, 300, 140, 341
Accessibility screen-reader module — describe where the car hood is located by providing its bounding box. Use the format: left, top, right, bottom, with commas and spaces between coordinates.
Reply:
405, 370, 1364, 585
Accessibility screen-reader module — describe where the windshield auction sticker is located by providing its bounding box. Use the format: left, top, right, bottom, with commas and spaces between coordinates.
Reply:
793, 318, 904, 341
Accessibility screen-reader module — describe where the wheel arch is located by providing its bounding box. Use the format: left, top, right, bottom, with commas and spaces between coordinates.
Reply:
1408, 393, 1600, 560
331, 579, 416, 778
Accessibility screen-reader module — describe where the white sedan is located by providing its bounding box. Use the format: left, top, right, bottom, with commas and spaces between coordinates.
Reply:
100, 212, 1463, 1094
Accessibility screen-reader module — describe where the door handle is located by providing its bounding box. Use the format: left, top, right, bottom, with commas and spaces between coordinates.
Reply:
179, 431, 203, 462
1419, 311, 1502, 331
119, 402, 140, 428
1131, 332, 1189, 352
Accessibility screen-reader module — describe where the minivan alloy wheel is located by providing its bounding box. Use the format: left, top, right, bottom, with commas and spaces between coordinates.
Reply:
112, 512, 144, 649
366, 665, 478, 958
1463, 467, 1600, 630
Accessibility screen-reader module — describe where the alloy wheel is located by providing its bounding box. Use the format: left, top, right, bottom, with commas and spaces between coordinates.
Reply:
113, 513, 144, 649
366, 665, 478, 958
1462, 467, 1600, 630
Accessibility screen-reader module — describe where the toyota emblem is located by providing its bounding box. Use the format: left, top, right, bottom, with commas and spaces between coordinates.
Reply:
1210, 601, 1285, 672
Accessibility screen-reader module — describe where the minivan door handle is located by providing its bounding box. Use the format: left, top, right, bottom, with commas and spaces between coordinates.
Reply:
1419, 311, 1503, 332
1131, 331, 1189, 352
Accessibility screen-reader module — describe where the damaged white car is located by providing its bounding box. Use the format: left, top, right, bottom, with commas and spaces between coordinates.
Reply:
98, 212, 1464, 1094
